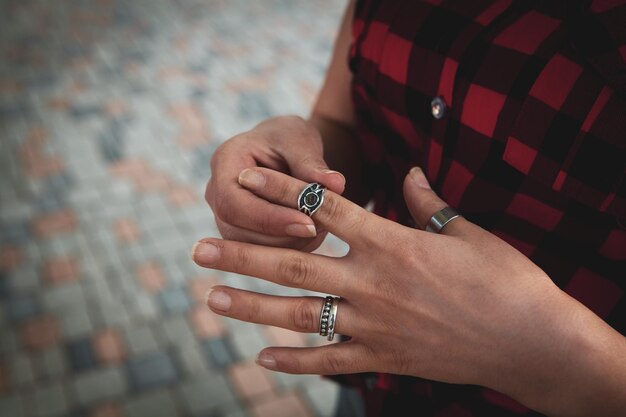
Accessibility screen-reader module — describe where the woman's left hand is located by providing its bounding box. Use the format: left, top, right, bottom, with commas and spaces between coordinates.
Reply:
192, 166, 623, 415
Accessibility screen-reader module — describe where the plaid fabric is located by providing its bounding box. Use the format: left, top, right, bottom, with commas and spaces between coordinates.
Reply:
335, 1, 626, 416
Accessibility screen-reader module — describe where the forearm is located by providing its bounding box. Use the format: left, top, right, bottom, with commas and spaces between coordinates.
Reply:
492, 287, 626, 416
308, 113, 372, 206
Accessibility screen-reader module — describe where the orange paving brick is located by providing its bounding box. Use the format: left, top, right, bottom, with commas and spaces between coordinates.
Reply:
43, 256, 80, 284
93, 329, 126, 365
167, 185, 197, 207
264, 326, 307, 348
187, 276, 219, 303
109, 159, 150, 180
135, 261, 166, 293
0, 246, 21, 271
189, 305, 225, 339
176, 130, 211, 148
103, 100, 128, 117
47, 97, 71, 111
251, 391, 313, 417
89, 402, 124, 417
20, 315, 60, 351
229, 361, 275, 400
135, 171, 172, 193
113, 218, 141, 243
32, 209, 77, 238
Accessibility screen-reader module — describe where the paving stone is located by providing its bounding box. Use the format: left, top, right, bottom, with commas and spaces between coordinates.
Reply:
200, 338, 238, 369
0, 395, 23, 417
28, 382, 69, 417
179, 373, 236, 416
126, 351, 178, 391
60, 306, 95, 339
72, 367, 128, 406
42, 282, 84, 312
159, 315, 195, 348
229, 361, 275, 400
124, 292, 158, 322
35, 346, 68, 379
302, 377, 340, 417
4, 294, 39, 322
66, 338, 97, 372
158, 286, 191, 315
10, 354, 35, 387
173, 341, 209, 377
123, 388, 180, 417
230, 325, 267, 360
249, 390, 313, 417
123, 325, 159, 355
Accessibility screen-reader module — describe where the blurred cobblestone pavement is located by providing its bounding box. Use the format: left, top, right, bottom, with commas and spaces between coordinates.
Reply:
0, 0, 347, 416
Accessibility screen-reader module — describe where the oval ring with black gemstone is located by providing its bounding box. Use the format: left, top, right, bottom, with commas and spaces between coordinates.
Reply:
298, 182, 326, 217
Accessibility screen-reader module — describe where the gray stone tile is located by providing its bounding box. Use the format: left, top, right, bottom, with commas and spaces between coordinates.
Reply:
123, 388, 180, 417
125, 292, 159, 322
59, 306, 94, 339
4, 293, 39, 322
158, 286, 191, 315
28, 382, 70, 417
126, 351, 178, 391
178, 373, 236, 416
173, 342, 209, 377
302, 377, 340, 417
41, 283, 84, 312
200, 338, 238, 369
65, 338, 97, 372
230, 325, 267, 361
0, 395, 23, 417
158, 315, 195, 348
34, 346, 68, 379
124, 324, 160, 355
72, 367, 129, 406
10, 354, 35, 388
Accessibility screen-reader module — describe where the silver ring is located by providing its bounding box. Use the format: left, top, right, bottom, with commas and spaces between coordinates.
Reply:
327, 297, 339, 341
319, 296, 339, 341
298, 183, 326, 216
425, 206, 462, 233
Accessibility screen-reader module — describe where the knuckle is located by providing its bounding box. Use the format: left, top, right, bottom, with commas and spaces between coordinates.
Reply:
243, 296, 262, 323
291, 299, 318, 332
254, 212, 273, 235
233, 244, 253, 271
277, 255, 316, 288
321, 195, 347, 224
322, 350, 350, 374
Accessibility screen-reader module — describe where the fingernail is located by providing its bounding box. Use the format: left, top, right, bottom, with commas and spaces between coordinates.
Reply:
207, 287, 231, 311
192, 241, 220, 264
238, 168, 266, 189
322, 169, 346, 181
410, 167, 431, 189
256, 352, 276, 369
285, 223, 317, 238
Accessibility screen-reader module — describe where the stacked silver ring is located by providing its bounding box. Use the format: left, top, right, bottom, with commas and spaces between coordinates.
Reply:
319, 296, 339, 341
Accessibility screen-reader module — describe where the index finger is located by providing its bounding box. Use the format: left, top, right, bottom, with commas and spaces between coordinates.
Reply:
237, 167, 379, 245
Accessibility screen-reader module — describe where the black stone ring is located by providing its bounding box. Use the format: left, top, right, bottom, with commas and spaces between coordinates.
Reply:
298, 183, 326, 216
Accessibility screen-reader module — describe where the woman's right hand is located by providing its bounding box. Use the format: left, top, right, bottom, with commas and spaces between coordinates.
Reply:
205, 115, 346, 252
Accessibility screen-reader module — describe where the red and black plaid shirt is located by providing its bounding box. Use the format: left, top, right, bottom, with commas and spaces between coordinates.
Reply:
335, 1, 626, 415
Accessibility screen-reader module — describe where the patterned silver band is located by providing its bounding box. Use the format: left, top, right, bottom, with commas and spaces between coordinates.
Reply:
319, 296, 333, 337
326, 297, 339, 342
298, 183, 326, 216
425, 206, 462, 233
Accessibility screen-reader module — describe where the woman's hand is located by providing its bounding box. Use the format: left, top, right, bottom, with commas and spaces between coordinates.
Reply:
194, 167, 626, 416
205, 115, 346, 251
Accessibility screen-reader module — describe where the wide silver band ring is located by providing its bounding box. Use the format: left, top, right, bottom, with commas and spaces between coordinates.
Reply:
425, 206, 462, 234
319, 296, 339, 341
298, 183, 326, 216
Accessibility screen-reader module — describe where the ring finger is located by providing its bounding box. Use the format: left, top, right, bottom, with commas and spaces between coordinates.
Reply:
206, 285, 358, 336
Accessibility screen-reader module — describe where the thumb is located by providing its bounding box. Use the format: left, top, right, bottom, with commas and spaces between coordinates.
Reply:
403, 167, 465, 236
284, 151, 346, 195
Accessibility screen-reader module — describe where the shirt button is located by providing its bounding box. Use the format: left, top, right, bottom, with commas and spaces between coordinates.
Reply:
431, 96, 446, 120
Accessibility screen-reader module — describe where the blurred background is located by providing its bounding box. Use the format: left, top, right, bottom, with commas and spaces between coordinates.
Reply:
0, 0, 349, 416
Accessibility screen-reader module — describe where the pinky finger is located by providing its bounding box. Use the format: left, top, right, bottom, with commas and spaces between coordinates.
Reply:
256, 342, 371, 375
